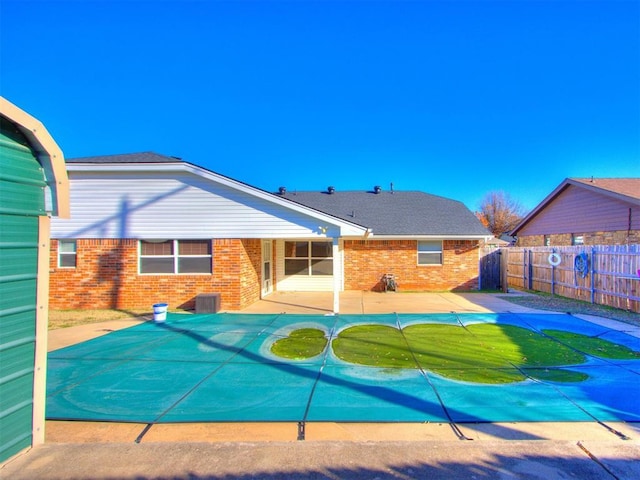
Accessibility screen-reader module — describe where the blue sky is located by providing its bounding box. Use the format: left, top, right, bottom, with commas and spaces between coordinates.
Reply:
2, 0, 639, 212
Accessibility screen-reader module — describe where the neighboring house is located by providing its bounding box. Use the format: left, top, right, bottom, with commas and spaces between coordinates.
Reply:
511, 177, 640, 247
481, 236, 512, 249
0, 98, 69, 463
49, 152, 490, 312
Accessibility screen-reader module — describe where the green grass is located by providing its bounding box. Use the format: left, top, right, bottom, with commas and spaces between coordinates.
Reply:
270, 323, 639, 384
270, 328, 328, 360
542, 329, 640, 359
332, 325, 414, 368
332, 323, 587, 384
522, 368, 589, 383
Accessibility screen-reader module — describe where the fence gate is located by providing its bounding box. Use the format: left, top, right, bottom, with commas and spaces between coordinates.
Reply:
479, 248, 503, 290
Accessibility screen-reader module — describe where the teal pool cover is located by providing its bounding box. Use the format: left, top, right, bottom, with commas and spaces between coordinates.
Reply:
46, 313, 640, 425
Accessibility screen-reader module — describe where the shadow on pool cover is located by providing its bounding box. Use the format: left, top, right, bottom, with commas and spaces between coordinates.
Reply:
46, 312, 640, 425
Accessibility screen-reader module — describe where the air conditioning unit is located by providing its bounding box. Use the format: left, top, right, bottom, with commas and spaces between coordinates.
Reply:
196, 293, 221, 313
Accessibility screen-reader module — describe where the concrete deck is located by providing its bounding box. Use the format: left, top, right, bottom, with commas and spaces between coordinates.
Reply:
3, 292, 639, 479
236, 290, 543, 315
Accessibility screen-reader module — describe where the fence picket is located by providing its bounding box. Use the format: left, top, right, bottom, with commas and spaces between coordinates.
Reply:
502, 245, 639, 313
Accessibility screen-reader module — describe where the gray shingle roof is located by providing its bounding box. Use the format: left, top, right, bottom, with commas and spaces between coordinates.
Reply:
66, 152, 488, 237
279, 190, 489, 236
66, 152, 182, 163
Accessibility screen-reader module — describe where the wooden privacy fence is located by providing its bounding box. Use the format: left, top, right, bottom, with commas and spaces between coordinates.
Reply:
503, 245, 640, 313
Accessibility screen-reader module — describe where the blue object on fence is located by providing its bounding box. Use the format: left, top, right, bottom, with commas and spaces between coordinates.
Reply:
574, 253, 589, 281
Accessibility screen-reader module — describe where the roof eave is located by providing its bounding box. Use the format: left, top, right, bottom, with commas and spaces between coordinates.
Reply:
511, 178, 572, 235
66, 161, 370, 236
362, 234, 490, 241
511, 177, 640, 235
568, 178, 640, 206
0, 96, 70, 218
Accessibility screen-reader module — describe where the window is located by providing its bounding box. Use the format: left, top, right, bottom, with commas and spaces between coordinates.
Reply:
284, 241, 333, 276
417, 240, 442, 265
544, 235, 551, 247
58, 240, 77, 268
139, 240, 211, 274
571, 234, 584, 246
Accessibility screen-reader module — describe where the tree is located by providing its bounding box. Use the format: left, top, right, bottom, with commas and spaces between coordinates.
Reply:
476, 191, 525, 237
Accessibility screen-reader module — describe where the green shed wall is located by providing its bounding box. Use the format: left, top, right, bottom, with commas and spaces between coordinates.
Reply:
0, 116, 47, 463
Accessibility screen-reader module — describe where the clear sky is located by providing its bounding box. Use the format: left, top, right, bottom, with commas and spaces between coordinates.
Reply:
2, 0, 639, 213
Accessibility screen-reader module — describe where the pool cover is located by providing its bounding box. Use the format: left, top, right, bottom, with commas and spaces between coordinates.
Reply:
46, 313, 640, 424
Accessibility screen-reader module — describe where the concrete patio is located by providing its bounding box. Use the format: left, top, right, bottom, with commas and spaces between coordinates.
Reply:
236, 290, 539, 315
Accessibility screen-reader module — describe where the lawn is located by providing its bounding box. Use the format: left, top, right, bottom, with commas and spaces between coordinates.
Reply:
48, 309, 151, 329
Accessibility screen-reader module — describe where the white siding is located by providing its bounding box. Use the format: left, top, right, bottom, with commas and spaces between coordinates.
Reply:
51, 172, 348, 239
275, 239, 344, 292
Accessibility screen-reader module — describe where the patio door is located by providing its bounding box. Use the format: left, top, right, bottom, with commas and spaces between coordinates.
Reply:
261, 240, 273, 297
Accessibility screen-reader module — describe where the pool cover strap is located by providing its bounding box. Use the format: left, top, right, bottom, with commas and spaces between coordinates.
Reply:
512, 312, 640, 377
396, 313, 473, 441
135, 313, 285, 443
456, 313, 632, 441
298, 314, 341, 439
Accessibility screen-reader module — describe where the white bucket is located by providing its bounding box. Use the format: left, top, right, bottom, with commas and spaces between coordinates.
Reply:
152, 303, 168, 322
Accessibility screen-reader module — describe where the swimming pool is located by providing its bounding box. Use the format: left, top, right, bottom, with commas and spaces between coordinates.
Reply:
46, 312, 640, 427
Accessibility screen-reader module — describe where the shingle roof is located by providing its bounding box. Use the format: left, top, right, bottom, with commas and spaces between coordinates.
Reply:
66, 152, 182, 163
66, 152, 489, 237
279, 190, 489, 236
570, 178, 640, 202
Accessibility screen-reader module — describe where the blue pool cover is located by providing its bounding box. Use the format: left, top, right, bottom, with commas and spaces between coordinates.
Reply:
46, 313, 640, 424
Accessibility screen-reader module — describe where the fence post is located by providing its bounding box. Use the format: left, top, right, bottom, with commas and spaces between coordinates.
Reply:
478, 250, 482, 291
528, 249, 534, 290
590, 247, 596, 304
551, 249, 555, 296
501, 248, 509, 293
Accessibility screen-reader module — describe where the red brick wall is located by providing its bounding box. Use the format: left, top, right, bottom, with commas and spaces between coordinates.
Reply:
50, 239, 262, 311
215, 239, 262, 309
343, 239, 480, 291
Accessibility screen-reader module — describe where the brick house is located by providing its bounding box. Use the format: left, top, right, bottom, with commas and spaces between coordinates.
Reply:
49, 153, 489, 312
511, 178, 640, 247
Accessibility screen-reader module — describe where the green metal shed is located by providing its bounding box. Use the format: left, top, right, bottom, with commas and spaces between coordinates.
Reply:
0, 97, 69, 463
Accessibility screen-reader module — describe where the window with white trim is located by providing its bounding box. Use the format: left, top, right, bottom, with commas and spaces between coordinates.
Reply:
571, 234, 584, 246
417, 240, 442, 265
139, 240, 212, 274
284, 241, 333, 276
58, 240, 77, 268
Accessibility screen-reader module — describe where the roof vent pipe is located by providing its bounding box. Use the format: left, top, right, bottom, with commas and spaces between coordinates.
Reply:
327, 186, 335, 194
278, 186, 287, 195
374, 185, 382, 194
